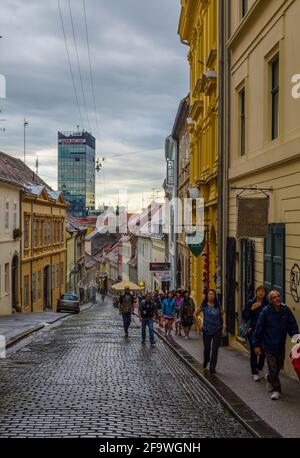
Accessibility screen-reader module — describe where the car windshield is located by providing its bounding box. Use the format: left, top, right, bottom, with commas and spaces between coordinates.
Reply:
62, 294, 77, 301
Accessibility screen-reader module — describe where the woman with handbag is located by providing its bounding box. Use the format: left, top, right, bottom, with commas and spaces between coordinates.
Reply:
242, 285, 268, 381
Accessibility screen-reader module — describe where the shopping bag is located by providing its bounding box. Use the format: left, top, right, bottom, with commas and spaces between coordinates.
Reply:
290, 335, 300, 381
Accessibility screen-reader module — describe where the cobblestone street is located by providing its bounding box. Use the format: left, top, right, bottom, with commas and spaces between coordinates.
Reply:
0, 302, 251, 438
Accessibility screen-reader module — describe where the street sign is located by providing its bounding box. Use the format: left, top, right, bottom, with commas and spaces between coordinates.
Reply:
149, 262, 171, 272
154, 271, 170, 277
159, 275, 172, 282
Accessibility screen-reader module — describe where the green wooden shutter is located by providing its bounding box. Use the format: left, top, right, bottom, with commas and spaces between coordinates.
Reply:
264, 224, 285, 300
264, 226, 272, 293
272, 224, 285, 301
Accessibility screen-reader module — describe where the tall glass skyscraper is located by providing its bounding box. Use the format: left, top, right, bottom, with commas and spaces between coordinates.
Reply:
58, 131, 96, 217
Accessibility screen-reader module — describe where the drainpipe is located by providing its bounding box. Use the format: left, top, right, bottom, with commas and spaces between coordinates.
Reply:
19, 190, 23, 311
217, 0, 225, 308
30, 200, 34, 312
218, 0, 230, 343
223, 0, 231, 341
173, 138, 179, 291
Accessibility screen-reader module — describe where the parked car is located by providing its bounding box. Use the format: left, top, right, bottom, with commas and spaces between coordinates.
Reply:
57, 293, 80, 314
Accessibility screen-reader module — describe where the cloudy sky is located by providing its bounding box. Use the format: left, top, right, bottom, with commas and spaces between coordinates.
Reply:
0, 0, 188, 211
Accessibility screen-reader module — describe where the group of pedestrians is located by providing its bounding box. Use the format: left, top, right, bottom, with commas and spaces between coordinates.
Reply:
117, 288, 196, 344
117, 285, 299, 401
156, 290, 196, 339
243, 286, 299, 400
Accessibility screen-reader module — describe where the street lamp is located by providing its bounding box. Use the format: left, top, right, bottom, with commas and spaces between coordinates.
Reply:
95, 157, 105, 173
24, 118, 29, 164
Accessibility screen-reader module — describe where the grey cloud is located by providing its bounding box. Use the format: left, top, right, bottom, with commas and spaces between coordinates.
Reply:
0, 0, 188, 209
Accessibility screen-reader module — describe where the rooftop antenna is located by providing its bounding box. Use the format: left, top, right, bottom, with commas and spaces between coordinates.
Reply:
24, 118, 29, 165
0, 109, 6, 133
35, 155, 39, 175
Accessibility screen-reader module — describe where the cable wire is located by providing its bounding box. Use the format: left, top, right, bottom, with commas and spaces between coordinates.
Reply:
68, 0, 91, 132
83, 0, 101, 145
57, 0, 84, 129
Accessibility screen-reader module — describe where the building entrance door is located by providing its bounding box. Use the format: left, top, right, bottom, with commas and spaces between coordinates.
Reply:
11, 255, 19, 310
44, 266, 51, 310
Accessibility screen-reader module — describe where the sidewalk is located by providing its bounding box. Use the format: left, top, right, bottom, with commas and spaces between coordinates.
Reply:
155, 325, 300, 438
0, 302, 94, 348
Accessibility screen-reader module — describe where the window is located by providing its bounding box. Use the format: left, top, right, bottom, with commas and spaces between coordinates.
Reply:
47, 220, 51, 245
60, 221, 64, 242
241, 0, 248, 18
13, 203, 17, 229
52, 265, 55, 289
32, 272, 36, 302
56, 264, 59, 288
271, 54, 279, 140
5, 263, 9, 294
24, 276, 29, 307
40, 221, 43, 246
34, 219, 38, 247
5, 202, 9, 229
37, 271, 41, 300
239, 87, 246, 156
44, 219, 47, 246
24, 217, 30, 249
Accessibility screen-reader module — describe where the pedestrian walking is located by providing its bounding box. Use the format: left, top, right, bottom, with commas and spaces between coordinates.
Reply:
242, 285, 268, 381
119, 287, 134, 338
181, 291, 195, 339
199, 289, 223, 374
253, 290, 299, 400
139, 293, 156, 345
137, 292, 145, 306
162, 291, 176, 337
155, 291, 165, 328
174, 290, 184, 336
100, 287, 106, 303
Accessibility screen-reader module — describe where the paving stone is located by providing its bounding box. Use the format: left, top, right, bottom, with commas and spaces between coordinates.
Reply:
0, 303, 251, 438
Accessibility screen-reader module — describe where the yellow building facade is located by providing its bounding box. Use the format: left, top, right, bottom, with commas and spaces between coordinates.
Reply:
178, 0, 219, 306
21, 186, 68, 312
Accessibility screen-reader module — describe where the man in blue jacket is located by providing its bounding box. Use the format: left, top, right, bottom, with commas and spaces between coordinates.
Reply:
253, 290, 299, 400
139, 293, 156, 345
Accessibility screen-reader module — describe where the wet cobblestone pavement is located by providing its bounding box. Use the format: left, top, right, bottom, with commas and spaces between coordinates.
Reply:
0, 303, 251, 438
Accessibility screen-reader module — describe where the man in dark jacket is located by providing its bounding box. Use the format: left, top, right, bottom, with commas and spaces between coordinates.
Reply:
119, 287, 134, 338
253, 290, 299, 400
139, 293, 156, 345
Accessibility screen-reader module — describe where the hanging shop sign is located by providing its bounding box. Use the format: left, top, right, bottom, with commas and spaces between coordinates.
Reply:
166, 160, 174, 186
150, 263, 171, 272
237, 197, 269, 238
186, 231, 205, 258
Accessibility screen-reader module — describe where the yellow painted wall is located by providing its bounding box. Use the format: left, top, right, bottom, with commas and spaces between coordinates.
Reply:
178, 0, 219, 309
21, 191, 67, 312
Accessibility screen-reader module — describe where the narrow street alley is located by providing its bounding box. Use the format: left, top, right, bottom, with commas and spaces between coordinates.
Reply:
0, 301, 251, 438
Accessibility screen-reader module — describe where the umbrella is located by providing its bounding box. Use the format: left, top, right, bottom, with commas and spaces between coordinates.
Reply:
111, 281, 144, 291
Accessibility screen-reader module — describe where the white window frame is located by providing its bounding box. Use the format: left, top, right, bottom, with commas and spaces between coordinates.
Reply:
13, 202, 18, 229
5, 201, 9, 230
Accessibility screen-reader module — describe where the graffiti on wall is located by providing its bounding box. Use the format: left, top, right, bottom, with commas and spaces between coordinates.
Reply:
290, 264, 300, 303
